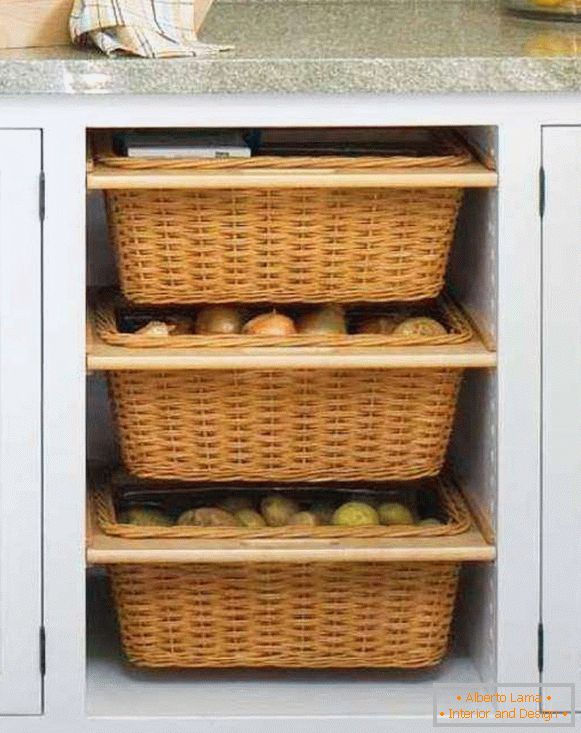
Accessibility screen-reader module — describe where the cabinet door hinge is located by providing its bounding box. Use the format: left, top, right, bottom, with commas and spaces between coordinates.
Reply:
39, 171, 45, 222
539, 166, 546, 218
40, 626, 46, 676
538, 622, 544, 674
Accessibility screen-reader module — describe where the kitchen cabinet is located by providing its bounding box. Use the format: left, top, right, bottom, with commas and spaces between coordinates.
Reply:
0, 95, 552, 733
0, 130, 43, 714
541, 127, 581, 694
2, 0, 581, 714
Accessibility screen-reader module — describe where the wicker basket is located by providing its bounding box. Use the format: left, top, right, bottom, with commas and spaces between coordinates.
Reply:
93, 473, 472, 540
108, 368, 463, 482
97, 129, 472, 304
95, 292, 473, 349
108, 561, 460, 668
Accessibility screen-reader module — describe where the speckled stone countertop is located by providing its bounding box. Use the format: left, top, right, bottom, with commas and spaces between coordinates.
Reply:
3, 0, 581, 94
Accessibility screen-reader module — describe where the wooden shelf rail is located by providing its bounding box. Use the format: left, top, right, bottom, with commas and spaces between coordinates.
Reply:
86, 310, 497, 372
86, 499, 495, 565
87, 162, 497, 191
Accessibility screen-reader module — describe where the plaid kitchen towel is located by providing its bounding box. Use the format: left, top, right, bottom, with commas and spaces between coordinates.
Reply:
70, 0, 230, 58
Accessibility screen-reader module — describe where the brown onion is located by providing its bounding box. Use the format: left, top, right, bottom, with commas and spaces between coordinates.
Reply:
167, 315, 195, 335
297, 305, 347, 335
356, 315, 399, 335
243, 311, 297, 336
392, 317, 447, 337
195, 306, 243, 335
135, 321, 172, 337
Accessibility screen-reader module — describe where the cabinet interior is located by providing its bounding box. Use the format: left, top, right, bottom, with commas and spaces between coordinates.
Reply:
84, 125, 498, 719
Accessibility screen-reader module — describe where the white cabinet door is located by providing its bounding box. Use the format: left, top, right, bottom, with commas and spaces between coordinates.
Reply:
542, 127, 581, 694
0, 131, 42, 714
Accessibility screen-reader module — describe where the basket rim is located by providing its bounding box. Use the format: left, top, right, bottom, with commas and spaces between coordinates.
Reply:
92, 473, 473, 541
91, 129, 474, 172
93, 291, 474, 350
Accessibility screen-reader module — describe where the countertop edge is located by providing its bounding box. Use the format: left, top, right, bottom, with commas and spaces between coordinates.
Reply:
4, 56, 581, 95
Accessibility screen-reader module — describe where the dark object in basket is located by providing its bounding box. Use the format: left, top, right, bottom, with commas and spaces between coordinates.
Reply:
116, 482, 443, 523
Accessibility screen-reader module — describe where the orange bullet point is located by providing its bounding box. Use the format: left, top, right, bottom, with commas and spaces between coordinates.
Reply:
440, 712, 445, 717
457, 696, 462, 701
547, 696, 552, 701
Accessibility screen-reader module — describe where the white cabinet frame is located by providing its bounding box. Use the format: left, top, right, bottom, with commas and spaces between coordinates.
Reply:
0, 130, 43, 714
541, 126, 581, 695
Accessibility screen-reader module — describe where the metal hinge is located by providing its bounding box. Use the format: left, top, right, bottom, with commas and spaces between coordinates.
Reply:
538, 622, 544, 674
40, 626, 46, 676
539, 166, 546, 218
39, 171, 45, 222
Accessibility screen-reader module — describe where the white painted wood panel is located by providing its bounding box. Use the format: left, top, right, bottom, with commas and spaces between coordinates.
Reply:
0, 130, 42, 714
542, 127, 581, 695
496, 121, 542, 684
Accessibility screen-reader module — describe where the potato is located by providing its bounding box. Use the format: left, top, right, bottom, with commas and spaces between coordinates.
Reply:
218, 496, 254, 514
260, 495, 300, 527
378, 502, 415, 526
235, 509, 267, 528
418, 518, 443, 527
118, 506, 173, 527
289, 511, 320, 527
332, 502, 379, 527
177, 507, 239, 527
310, 500, 336, 524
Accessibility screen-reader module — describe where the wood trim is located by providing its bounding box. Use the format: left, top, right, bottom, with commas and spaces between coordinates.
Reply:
87, 162, 498, 190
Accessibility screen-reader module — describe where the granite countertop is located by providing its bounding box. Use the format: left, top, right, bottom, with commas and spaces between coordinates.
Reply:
3, 0, 581, 94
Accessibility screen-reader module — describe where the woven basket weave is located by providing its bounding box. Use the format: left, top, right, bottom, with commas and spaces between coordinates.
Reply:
95, 292, 473, 349
94, 474, 472, 540
108, 561, 460, 668
99, 130, 471, 304
107, 188, 463, 305
108, 368, 463, 482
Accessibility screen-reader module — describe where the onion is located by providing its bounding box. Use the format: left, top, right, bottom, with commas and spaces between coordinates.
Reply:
243, 311, 297, 336
195, 306, 243, 335
356, 315, 399, 335
392, 317, 447, 337
297, 305, 347, 335
167, 315, 195, 335
135, 320, 172, 337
